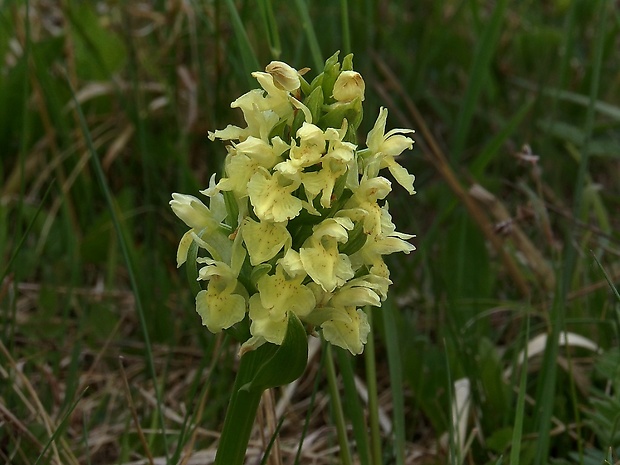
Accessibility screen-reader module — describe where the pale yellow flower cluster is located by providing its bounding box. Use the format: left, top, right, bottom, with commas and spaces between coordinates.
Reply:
170, 53, 415, 355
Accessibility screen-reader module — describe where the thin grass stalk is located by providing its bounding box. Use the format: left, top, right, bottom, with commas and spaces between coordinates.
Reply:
0, 340, 70, 464
592, 254, 620, 339
565, 343, 584, 462
33, 388, 88, 465
470, 100, 533, 177
533, 1, 609, 463
325, 343, 353, 465
364, 308, 382, 465
65, 73, 170, 459
509, 317, 530, 465
258, 0, 281, 58
6, 0, 33, 353
372, 55, 530, 297
259, 416, 285, 465
294, 346, 326, 465
119, 358, 155, 465
178, 333, 227, 465
551, 1, 578, 118
224, 0, 260, 80
444, 339, 458, 465
82, 412, 92, 465
364, 0, 374, 52
450, 0, 508, 162
336, 348, 371, 465
340, 0, 351, 55
120, 7, 154, 242
1, 182, 54, 285
292, 0, 323, 71
382, 300, 405, 465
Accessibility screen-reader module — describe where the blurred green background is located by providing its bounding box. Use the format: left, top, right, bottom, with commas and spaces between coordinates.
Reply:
1, 1, 619, 464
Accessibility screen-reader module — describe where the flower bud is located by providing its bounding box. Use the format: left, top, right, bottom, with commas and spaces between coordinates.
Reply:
170, 193, 214, 230
266, 61, 301, 92
332, 71, 365, 102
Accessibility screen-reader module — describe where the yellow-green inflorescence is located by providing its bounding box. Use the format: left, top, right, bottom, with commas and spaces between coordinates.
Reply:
170, 52, 416, 356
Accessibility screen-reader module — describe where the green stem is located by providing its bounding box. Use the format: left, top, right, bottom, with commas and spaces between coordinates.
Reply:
214, 350, 265, 465
325, 343, 353, 465
364, 307, 382, 465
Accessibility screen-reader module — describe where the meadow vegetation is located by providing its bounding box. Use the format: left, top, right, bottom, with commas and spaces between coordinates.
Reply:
1, 1, 619, 464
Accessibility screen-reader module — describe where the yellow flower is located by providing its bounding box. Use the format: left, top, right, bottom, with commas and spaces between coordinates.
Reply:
304, 276, 384, 354
321, 307, 370, 355
366, 107, 416, 194
252, 71, 295, 119
277, 249, 306, 278
241, 217, 291, 266
299, 218, 355, 292
216, 136, 288, 199
275, 123, 335, 176
247, 168, 302, 222
340, 176, 392, 235
351, 206, 415, 268
170, 179, 227, 266
302, 140, 355, 208
248, 265, 316, 344
208, 89, 280, 142
196, 260, 247, 333
173, 55, 417, 356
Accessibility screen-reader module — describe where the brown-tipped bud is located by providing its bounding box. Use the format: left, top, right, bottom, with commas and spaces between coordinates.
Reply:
265, 61, 301, 92
332, 71, 365, 102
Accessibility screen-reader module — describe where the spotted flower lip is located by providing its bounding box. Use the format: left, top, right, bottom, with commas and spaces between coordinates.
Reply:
171, 52, 416, 355
241, 217, 291, 266
195, 260, 247, 332
247, 168, 303, 222
248, 264, 316, 345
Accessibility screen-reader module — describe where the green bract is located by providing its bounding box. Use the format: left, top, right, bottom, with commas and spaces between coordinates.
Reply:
171, 52, 416, 355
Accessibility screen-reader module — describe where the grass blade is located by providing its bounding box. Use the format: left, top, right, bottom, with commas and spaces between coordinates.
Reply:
451, 0, 508, 162
325, 343, 353, 465
340, 0, 351, 56
364, 308, 382, 465
336, 348, 371, 465
532, 1, 610, 463
592, 253, 620, 342
470, 100, 533, 178
1, 181, 54, 285
509, 317, 530, 465
293, 0, 323, 71
64, 70, 170, 460
382, 299, 406, 465
258, 0, 282, 58
224, 0, 260, 77
34, 388, 88, 465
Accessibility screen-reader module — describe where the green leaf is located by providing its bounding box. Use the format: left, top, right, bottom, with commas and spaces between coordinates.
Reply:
451, 0, 508, 162
305, 86, 325, 124
321, 51, 342, 103
470, 100, 533, 177
244, 312, 308, 392
68, 3, 127, 80
318, 98, 363, 133
223, 0, 260, 82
